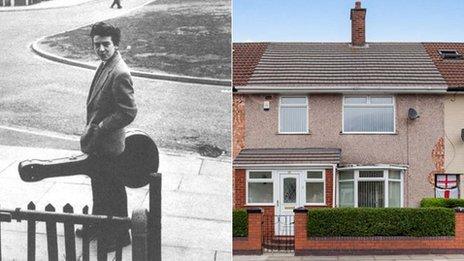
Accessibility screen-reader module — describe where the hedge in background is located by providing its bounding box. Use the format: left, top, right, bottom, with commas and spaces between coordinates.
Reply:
308, 208, 454, 237
233, 209, 248, 237
421, 198, 464, 208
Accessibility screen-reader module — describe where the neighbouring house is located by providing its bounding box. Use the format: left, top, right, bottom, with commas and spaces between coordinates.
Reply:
232, 1, 464, 239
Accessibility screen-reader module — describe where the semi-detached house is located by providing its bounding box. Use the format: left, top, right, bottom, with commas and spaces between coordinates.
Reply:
232, 2, 464, 231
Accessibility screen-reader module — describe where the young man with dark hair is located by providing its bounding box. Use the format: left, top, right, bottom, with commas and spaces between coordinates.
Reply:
78, 21, 136, 252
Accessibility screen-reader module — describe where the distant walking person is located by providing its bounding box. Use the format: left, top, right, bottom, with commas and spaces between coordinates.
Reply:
77, 21, 137, 252
110, 0, 122, 9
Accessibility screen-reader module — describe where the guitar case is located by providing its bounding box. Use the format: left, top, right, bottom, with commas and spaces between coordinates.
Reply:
18, 129, 159, 188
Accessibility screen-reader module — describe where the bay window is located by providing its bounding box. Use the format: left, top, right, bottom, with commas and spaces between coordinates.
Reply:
247, 171, 273, 204
338, 169, 403, 207
343, 95, 395, 133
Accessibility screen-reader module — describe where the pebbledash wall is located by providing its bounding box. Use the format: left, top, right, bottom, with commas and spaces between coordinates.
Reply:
234, 93, 445, 207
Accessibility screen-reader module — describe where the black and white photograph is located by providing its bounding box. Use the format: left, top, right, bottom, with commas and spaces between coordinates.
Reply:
0, 0, 231, 260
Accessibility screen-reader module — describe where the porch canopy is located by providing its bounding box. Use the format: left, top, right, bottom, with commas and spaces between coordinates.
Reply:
233, 148, 341, 168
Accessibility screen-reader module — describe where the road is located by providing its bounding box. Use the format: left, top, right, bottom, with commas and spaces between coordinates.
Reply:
0, 0, 231, 155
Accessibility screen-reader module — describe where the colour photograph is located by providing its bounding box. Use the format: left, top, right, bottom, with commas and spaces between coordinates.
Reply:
232, 0, 464, 259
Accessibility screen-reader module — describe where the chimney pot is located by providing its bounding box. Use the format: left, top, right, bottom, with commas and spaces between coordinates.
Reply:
351, 1, 366, 47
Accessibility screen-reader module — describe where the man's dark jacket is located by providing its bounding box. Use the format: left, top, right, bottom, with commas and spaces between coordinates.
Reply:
81, 51, 137, 156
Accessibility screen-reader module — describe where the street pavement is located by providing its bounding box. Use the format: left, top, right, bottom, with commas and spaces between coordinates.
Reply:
234, 253, 464, 261
0, 128, 231, 260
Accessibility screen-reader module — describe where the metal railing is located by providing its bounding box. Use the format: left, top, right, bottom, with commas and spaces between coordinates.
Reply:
0, 172, 161, 261
262, 215, 295, 253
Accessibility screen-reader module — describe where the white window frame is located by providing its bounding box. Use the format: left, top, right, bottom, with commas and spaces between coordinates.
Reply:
304, 170, 326, 206
342, 95, 396, 134
278, 96, 309, 134
246, 170, 275, 206
337, 169, 404, 208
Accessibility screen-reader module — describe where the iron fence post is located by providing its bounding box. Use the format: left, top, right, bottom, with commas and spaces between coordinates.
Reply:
27, 202, 36, 261
149, 172, 161, 261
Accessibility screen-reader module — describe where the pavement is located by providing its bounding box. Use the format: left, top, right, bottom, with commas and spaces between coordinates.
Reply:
233, 253, 464, 261
0, 128, 231, 260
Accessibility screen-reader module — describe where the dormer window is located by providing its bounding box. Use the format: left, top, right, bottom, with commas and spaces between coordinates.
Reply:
438, 50, 462, 60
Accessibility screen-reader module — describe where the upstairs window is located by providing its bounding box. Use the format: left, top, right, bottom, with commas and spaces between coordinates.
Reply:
343, 95, 395, 133
279, 97, 308, 133
438, 50, 462, 60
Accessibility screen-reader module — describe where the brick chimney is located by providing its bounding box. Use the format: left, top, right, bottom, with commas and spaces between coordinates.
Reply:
350, 1, 366, 47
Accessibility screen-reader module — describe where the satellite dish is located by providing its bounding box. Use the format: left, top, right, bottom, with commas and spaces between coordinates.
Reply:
408, 108, 419, 120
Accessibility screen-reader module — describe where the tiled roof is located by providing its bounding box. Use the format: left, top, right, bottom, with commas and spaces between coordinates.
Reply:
233, 43, 268, 86
233, 148, 341, 166
423, 43, 464, 90
233, 42, 451, 91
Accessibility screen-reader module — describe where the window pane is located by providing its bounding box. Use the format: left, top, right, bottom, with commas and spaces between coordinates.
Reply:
371, 96, 393, 104
339, 171, 354, 180
306, 182, 324, 203
283, 178, 297, 203
280, 106, 307, 132
248, 183, 273, 203
389, 170, 401, 180
435, 174, 460, 199
345, 96, 367, 104
281, 97, 306, 105
389, 181, 401, 207
344, 106, 394, 132
249, 171, 272, 179
307, 171, 323, 179
359, 171, 384, 178
358, 181, 385, 207
339, 181, 354, 207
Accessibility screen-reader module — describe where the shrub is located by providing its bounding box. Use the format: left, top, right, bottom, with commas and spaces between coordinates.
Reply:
420, 198, 464, 208
308, 208, 454, 237
233, 209, 248, 237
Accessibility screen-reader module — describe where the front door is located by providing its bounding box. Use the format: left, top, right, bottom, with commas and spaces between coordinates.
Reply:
275, 172, 301, 235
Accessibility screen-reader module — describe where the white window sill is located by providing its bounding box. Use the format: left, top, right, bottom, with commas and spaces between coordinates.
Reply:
245, 203, 275, 206
340, 132, 397, 135
304, 204, 327, 207
277, 131, 311, 135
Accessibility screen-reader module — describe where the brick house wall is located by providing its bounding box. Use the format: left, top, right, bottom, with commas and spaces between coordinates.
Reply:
234, 168, 334, 210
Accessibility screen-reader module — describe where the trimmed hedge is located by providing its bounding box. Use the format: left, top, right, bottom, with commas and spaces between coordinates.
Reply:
308, 208, 454, 237
233, 209, 248, 237
421, 198, 464, 208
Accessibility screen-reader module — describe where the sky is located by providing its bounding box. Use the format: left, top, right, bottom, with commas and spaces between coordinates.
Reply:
233, 0, 464, 42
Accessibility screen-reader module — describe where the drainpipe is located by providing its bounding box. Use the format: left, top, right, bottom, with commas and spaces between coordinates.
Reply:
332, 164, 336, 207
